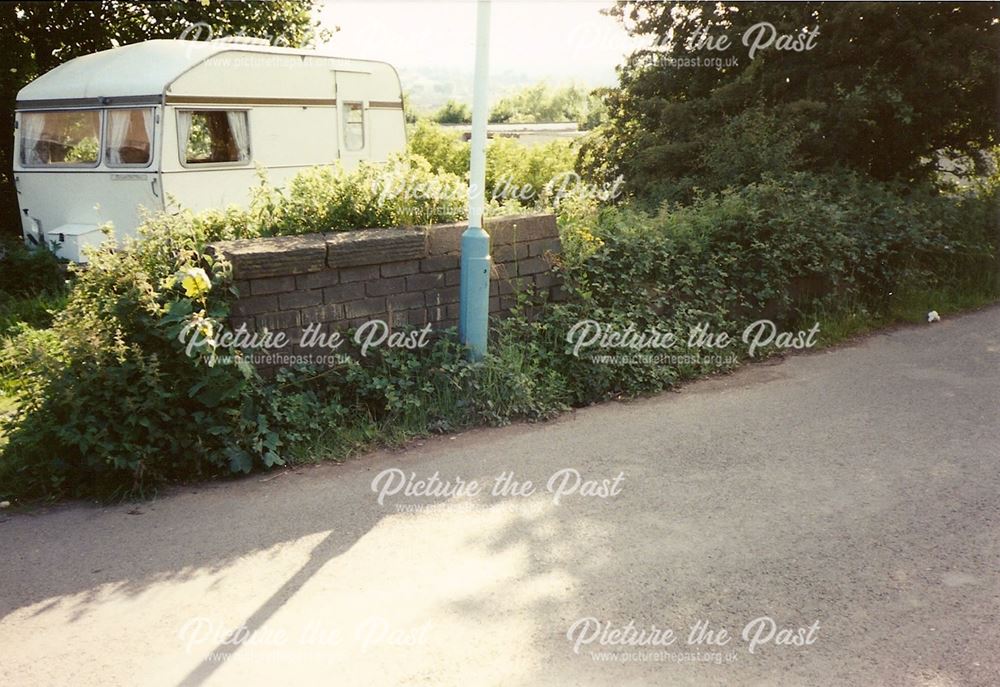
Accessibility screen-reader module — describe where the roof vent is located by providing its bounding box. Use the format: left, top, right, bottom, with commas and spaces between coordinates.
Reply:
210, 37, 271, 47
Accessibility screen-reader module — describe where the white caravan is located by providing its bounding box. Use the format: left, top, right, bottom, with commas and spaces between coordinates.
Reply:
13, 39, 407, 262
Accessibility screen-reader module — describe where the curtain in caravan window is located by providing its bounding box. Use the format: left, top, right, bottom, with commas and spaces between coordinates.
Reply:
19, 113, 45, 165
226, 111, 249, 162
181, 110, 249, 164
19, 110, 100, 166
176, 110, 192, 161
106, 110, 131, 165
107, 108, 153, 166
141, 109, 154, 153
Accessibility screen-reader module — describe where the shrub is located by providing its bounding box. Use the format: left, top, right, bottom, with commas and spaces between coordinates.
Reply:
0, 212, 275, 499
433, 100, 472, 124
486, 137, 577, 206
1, 162, 994, 502
406, 119, 469, 177
253, 155, 467, 234
507, 171, 998, 402
0, 239, 66, 297
407, 119, 579, 208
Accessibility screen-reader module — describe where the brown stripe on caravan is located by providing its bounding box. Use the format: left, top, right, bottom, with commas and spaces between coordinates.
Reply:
165, 95, 338, 106
368, 100, 404, 110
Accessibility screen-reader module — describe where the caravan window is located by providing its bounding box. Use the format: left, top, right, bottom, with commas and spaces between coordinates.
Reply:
343, 102, 364, 151
177, 110, 250, 165
20, 110, 101, 167
106, 108, 154, 167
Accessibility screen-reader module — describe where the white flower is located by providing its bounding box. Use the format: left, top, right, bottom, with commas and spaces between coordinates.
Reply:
927, 310, 941, 323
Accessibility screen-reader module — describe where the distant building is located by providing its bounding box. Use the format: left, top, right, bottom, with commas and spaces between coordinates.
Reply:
440, 122, 583, 147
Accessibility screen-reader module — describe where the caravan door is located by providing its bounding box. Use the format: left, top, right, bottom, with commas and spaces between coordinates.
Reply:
334, 70, 371, 169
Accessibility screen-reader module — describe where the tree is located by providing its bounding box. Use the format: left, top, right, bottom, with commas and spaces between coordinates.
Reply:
488, 82, 606, 128
581, 2, 1000, 200
0, 0, 322, 236
433, 99, 472, 125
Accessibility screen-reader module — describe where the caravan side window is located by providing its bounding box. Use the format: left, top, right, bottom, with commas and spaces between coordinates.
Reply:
20, 110, 101, 167
106, 108, 154, 167
177, 110, 250, 165
343, 102, 364, 151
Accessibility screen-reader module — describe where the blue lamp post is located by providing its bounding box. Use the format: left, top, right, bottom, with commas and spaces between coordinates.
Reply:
458, 0, 492, 361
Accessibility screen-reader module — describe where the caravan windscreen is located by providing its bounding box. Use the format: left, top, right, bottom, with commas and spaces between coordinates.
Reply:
20, 110, 101, 166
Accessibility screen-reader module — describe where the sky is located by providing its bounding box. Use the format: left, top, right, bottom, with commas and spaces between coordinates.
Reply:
316, 0, 644, 88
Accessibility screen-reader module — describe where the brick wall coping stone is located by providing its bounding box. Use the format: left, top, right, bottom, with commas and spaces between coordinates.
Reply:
211, 214, 558, 281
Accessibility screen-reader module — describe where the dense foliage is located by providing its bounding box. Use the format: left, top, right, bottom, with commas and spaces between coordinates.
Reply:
432, 100, 472, 125
581, 2, 1000, 200
407, 120, 578, 207
489, 83, 606, 130
252, 155, 469, 234
2, 3, 996, 505
1, 162, 995, 500
0, 239, 65, 298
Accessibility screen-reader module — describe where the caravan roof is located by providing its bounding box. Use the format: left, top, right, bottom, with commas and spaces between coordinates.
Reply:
16, 39, 401, 107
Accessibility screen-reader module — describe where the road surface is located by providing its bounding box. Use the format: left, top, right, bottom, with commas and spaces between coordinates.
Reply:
1, 306, 999, 686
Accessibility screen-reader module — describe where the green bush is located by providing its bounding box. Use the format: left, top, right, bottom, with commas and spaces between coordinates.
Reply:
0, 239, 66, 298
406, 119, 578, 207
0, 211, 277, 499
486, 137, 577, 206
433, 100, 472, 124
406, 119, 469, 177
253, 154, 467, 234
524, 171, 998, 401
1, 163, 995, 502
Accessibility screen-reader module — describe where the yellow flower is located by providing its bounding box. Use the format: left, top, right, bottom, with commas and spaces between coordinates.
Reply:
179, 267, 212, 299
195, 313, 214, 339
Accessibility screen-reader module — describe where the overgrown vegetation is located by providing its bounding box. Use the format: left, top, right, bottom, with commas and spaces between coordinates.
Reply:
1, 1, 998, 502
0, 157, 995, 501
407, 119, 578, 207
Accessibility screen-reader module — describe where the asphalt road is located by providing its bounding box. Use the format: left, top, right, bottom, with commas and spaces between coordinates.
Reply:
1, 306, 998, 686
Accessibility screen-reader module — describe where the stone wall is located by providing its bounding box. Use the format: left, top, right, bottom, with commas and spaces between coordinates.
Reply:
210, 214, 561, 368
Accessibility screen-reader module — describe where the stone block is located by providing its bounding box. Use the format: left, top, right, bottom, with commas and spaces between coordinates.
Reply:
338, 265, 381, 283
344, 297, 387, 319
257, 310, 300, 331
230, 294, 278, 317
326, 228, 426, 268
278, 290, 323, 310
211, 234, 327, 279
366, 277, 406, 297
425, 222, 467, 255
407, 273, 444, 291
251, 275, 296, 296
380, 260, 421, 277
324, 283, 366, 303
295, 270, 340, 290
